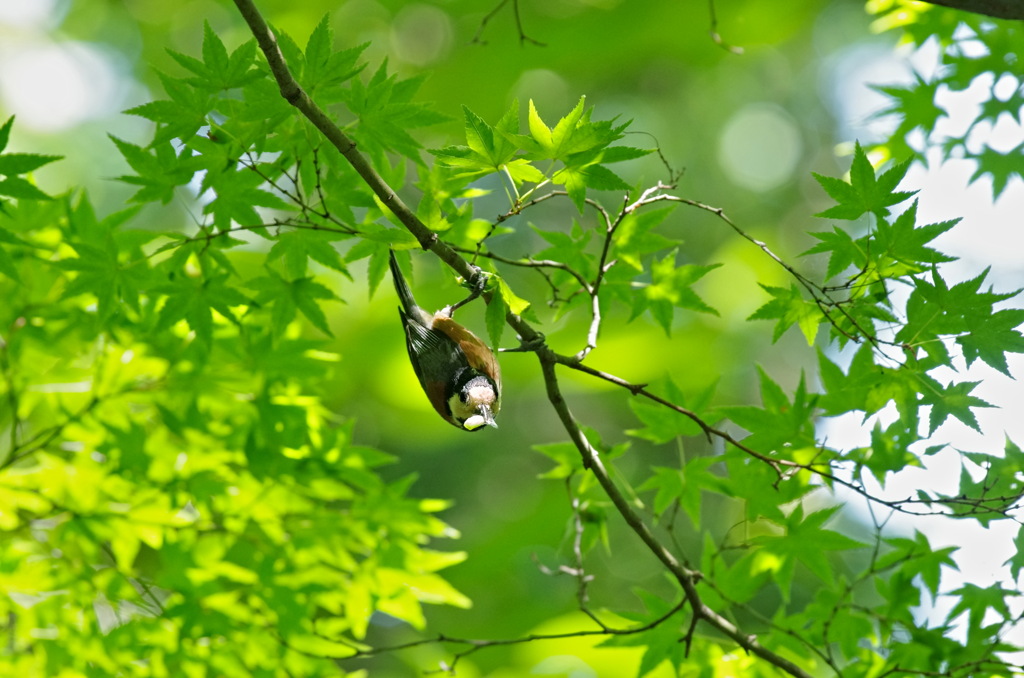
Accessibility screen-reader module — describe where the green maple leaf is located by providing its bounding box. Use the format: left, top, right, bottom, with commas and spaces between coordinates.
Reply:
721, 368, 818, 456
166, 22, 260, 92
613, 206, 676, 271
754, 504, 866, 597
345, 236, 412, 299
0, 225, 25, 280
953, 440, 1024, 522
431, 101, 549, 188
0, 116, 61, 206
483, 274, 529, 348
532, 441, 582, 479
156, 273, 250, 345
642, 251, 719, 335
112, 136, 199, 204
531, 221, 596, 283
854, 420, 922, 482
1005, 520, 1024, 581
200, 164, 290, 229
873, 200, 958, 274
957, 308, 1024, 376
597, 589, 687, 676
526, 97, 635, 211
637, 455, 726, 528
948, 582, 1018, 631
267, 229, 352, 279
899, 268, 1019, 362
527, 96, 588, 159
343, 62, 448, 161
58, 196, 154, 322
247, 273, 338, 337
431, 101, 542, 184
977, 89, 1024, 127
922, 379, 992, 434
301, 16, 365, 95
552, 162, 630, 212
817, 344, 918, 418
813, 141, 916, 220
801, 224, 865, 280
627, 378, 719, 444
464, 103, 519, 169
748, 283, 822, 345
124, 72, 213, 144
870, 73, 947, 137
968, 141, 1024, 199
878, 530, 958, 598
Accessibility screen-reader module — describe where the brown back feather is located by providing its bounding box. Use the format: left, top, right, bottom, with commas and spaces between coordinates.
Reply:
431, 315, 502, 390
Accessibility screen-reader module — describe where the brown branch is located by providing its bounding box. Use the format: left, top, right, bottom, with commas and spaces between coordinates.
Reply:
231, 0, 543, 348
919, 0, 1024, 20
664, 195, 912, 357
232, 1, 435, 250
454, 246, 594, 294
471, 0, 545, 46
552, 350, 1024, 520
534, 349, 816, 678
232, 4, 825, 674
342, 599, 688, 669
565, 480, 604, 629
0, 395, 101, 472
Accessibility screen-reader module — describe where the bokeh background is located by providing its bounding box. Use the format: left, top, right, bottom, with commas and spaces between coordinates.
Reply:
3, 1, 1022, 675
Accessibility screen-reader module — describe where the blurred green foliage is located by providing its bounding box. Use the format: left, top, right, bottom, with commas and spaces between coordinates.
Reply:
1, 0, 1023, 676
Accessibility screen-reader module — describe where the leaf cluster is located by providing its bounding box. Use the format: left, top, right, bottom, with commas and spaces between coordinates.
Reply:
1, 7, 1024, 678
869, 0, 1024, 198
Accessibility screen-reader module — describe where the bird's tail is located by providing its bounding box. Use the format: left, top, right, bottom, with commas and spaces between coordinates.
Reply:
389, 249, 421, 317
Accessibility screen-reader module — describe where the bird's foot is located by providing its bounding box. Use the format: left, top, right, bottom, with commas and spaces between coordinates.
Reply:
446, 265, 488, 316
501, 332, 546, 353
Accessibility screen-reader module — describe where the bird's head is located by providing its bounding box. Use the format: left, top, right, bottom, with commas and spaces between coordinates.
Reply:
449, 375, 500, 431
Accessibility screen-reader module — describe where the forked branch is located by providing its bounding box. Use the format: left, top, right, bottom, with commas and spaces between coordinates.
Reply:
230, 1, 821, 675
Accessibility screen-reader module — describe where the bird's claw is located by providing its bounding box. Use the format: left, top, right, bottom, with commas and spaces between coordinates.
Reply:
500, 332, 546, 353
447, 265, 489, 316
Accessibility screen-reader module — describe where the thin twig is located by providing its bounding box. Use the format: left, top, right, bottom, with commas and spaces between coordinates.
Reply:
534, 348, 816, 678
552, 350, 1022, 520
233, 3, 837, 673
576, 183, 678, 363
343, 599, 687, 668
0, 395, 101, 472
708, 0, 744, 54
471, 0, 545, 46
456, 247, 593, 294
0, 331, 20, 455
664, 195, 909, 357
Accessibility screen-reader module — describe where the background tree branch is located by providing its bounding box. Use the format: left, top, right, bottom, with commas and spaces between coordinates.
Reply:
919, 0, 1024, 20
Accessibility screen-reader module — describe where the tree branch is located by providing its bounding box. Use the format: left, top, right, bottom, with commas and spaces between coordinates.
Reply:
232, 3, 829, 673
231, 0, 543, 347
342, 599, 687, 671
534, 349, 816, 678
471, 0, 545, 46
919, 0, 1024, 20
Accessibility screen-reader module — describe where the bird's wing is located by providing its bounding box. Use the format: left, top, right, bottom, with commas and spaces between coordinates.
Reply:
432, 316, 501, 397
400, 310, 468, 423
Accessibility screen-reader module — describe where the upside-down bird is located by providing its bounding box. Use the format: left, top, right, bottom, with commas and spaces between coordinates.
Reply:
389, 250, 501, 431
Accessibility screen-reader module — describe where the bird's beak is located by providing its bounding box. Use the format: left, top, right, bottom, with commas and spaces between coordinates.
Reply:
481, 406, 498, 428
464, 406, 497, 430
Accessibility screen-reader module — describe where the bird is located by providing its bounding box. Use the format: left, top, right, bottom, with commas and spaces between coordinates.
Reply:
389, 250, 501, 431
